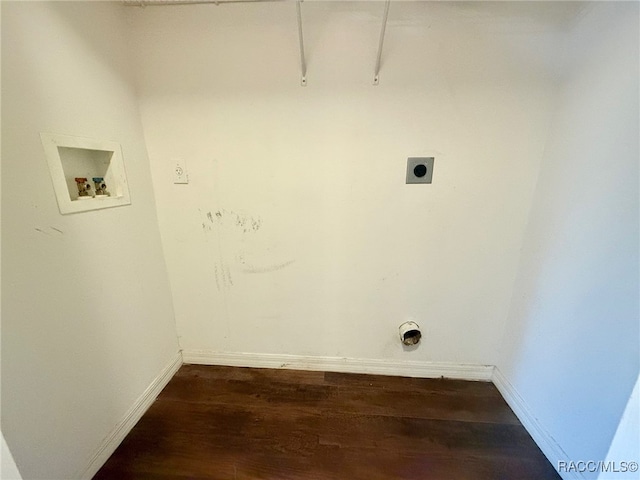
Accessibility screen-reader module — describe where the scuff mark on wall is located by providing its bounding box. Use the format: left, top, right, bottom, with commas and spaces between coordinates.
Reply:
241, 260, 296, 274
201, 208, 262, 234
250, 218, 261, 232
223, 263, 233, 287
34, 226, 64, 236
199, 208, 270, 290
233, 211, 262, 233
214, 264, 221, 291
214, 262, 234, 290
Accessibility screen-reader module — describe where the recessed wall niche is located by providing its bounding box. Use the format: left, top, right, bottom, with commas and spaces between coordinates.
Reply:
40, 133, 131, 214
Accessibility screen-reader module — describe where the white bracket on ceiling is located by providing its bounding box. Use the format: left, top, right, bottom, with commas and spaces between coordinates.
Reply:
296, 0, 307, 86
373, 0, 391, 86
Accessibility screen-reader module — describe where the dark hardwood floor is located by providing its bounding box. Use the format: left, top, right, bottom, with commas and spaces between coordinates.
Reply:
94, 365, 560, 480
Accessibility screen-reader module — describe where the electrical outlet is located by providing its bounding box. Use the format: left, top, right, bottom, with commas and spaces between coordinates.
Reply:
173, 160, 189, 184
406, 157, 434, 184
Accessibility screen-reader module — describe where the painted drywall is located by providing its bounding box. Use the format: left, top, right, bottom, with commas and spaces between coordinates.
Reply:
0, 10, 17, 478
497, 3, 639, 479
599, 374, 639, 480
1, 432, 22, 480
126, 1, 575, 365
1, 2, 179, 479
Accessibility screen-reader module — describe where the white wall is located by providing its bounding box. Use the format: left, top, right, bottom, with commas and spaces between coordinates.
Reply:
1, 2, 179, 478
497, 3, 639, 478
0, 8, 19, 477
1, 432, 22, 480
599, 375, 640, 480
127, 1, 575, 365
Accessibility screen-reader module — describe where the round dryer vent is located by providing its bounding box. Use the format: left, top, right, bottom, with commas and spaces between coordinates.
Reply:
399, 321, 421, 346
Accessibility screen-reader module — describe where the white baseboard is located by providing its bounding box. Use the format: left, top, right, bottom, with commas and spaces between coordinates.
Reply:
492, 366, 581, 480
80, 351, 183, 480
182, 350, 494, 381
